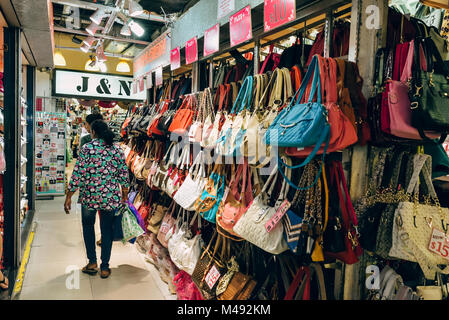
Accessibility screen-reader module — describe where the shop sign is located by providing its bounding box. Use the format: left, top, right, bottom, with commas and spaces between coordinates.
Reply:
217, 0, 235, 19
185, 37, 198, 65
133, 31, 171, 79
229, 6, 252, 48
146, 74, 153, 89
204, 24, 220, 57
264, 0, 296, 32
171, 47, 181, 70
155, 66, 163, 86
53, 70, 146, 101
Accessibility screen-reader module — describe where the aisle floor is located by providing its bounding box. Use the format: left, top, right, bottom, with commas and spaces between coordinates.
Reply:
18, 195, 176, 300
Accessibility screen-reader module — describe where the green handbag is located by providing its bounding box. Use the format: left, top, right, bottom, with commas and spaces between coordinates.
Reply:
409, 37, 449, 142
120, 205, 145, 244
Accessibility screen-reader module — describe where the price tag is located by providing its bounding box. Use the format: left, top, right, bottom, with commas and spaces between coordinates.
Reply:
264, 0, 296, 32
204, 24, 220, 57
170, 47, 181, 71
205, 264, 221, 289
185, 37, 198, 65
265, 199, 291, 233
229, 6, 252, 48
428, 227, 449, 260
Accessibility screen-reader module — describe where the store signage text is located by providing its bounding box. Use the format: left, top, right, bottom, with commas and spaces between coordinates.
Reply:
229, 6, 252, 48
171, 47, 181, 70
54, 70, 145, 100
204, 24, 220, 57
155, 67, 163, 86
133, 32, 171, 79
217, 0, 235, 19
264, 0, 296, 32
185, 37, 198, 65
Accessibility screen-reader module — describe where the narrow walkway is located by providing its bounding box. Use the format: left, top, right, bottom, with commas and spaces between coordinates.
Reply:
18, 195, 176, 300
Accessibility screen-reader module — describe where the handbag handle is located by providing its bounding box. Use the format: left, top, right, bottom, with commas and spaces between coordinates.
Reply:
229, 76, 253, 115
289, 55, 322, 107
284, 266, 311, 300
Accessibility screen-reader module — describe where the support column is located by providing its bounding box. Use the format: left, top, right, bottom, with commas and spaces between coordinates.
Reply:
324, 10, 334, 58
26, 66, 36, 213
253, 38, 260, 75
192, 61, 199, 93
343, 0, 389, 300
209, 60, 214, 89
3, 27, 22, 270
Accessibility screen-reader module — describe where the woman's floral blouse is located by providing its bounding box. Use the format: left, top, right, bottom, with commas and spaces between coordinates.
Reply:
69, 138, 129, 211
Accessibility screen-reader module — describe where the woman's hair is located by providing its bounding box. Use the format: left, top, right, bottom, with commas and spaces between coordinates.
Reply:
91, 120, 115, 146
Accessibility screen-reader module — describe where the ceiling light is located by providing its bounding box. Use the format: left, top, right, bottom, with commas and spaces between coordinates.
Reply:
128, 20, 144, 37
54, 51, 66, 66
85, 59, 100, 71
90, 8, 106, 25
96, 44, 107, 62
116, 60, 130, 73
120, 23, 131, 36
129, 0, 144, 17
86, 22, 100, 36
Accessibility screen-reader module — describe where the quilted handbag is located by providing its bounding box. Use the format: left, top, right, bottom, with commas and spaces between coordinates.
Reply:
389, 153, 449, 279
168, 94, 196, 135
173, 150, 208, 210
168, 211, 204, 275
286, 57, 357, 157
233, 164, 289, 255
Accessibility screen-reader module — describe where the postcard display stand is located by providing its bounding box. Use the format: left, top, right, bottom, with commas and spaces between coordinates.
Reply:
35, 112, 66, 196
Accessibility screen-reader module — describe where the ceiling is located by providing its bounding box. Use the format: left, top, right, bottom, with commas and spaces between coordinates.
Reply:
52, 0, 198, 60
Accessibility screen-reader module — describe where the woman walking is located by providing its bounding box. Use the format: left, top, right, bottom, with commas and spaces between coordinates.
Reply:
64, 120, 129, 279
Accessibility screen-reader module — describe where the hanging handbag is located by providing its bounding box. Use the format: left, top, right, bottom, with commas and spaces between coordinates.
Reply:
284, 263, 327, 300
157, 202, 177, 248
200, 88, 215, 146
164, 144, 190, 198
151, 142, 177, 191
168, 94, 196, 135
147, 201, 170, 235
120, 205, 145, 243
173, 270, 204, 300
201, 84, 230, 148
233, 162, 290, 255
173, 150, 208, 211
389, 153, 449, 279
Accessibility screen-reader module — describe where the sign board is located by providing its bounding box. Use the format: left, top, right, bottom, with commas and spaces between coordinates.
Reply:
229, 6, 253, 48
53, 70, 146, 101
170, 47, 181, 70
204, 24, 220, 57
217, 0, 235, 19
155, 66, 163, 86
185, 37, 198, 65
264, 0, 296, 32
133, 31, 171, 79
146, 74, 153, 89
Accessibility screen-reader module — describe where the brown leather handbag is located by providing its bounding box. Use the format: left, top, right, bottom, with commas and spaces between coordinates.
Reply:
217, 272, 257, 300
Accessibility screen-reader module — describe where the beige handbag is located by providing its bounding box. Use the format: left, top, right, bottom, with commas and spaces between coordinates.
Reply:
241, 68, 293, 168
416, 286, 443, 300
420, 0, 449, 9
389, 154, 449, 279
133, 141, 152, 181
232, 158, 290, 255
200, 88, 215, 146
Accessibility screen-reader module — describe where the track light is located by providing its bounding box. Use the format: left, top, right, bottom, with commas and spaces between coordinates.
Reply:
86, 21, 100, 36
129, 0, 144, 17
128, 20, 144, 37
90, 8, 106, 25
96, 44, 107, 62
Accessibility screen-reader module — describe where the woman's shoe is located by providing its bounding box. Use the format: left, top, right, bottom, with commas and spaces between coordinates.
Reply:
81, 263, 98, 275
100, 268, 111, 279
96, 239, 102, 247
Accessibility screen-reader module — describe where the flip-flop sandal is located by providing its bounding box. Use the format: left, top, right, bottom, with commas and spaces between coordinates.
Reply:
100, 268, 111, 279
82, 265, 98, 275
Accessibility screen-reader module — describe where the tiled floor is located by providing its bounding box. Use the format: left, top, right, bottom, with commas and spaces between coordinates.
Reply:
18, 195, 177, 300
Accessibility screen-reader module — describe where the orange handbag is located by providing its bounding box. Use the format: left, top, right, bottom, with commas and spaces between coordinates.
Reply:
168, 95, 196, 135
147, 100, 170, 137
290, 65, 303, 92
286, 57, 357, 157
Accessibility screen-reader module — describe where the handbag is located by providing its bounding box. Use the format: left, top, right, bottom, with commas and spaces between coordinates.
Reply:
217, 158, 254, 237
147, 202, 169, 235
151, 142, 177, 191
173, 150, 208, 211
194, 162, 226, 224
233, 162, 289, 255
147, 100, 170, 138
168, 94, 196, 135
120, 205, 145, 243
157, 202, 177, 248
389, 153, 449, 279
164, 144, 190, 198
201, 85, 230, 148
284, 263, 327, 300
286, 56, 357, 157
168, 210, 204, 275
200, 88, 215, 146
409, 37, 449, 141
173, 271, 204, 300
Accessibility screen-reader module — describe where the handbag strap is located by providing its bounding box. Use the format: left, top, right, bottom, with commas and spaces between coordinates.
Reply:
335, 160, 359, 227
289, 55, 322, 107
284, 266, 311, 300
230, 76, 253, 115
400, 40, 415, 83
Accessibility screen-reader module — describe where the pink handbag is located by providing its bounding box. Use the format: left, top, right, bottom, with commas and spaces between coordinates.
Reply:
387, 40, 440, 140
173, 271, 204, 300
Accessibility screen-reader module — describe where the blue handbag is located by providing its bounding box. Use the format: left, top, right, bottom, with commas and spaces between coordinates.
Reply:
195, 168, 226, 224
265, 55, 331, 190
216, 76, 253, 157
283, 210, 303, 253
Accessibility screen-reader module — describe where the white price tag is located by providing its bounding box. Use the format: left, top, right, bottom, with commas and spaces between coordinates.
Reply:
205, 264, 221, 290
428, 228, 449, 260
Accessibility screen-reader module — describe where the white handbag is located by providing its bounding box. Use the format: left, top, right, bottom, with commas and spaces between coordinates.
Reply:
151, 142, 177, 191
164, 144, 190, 198
173, 150, 208, 210
167, 210, 204, 275
389, 154, 449, 279
232, 162, 290, 255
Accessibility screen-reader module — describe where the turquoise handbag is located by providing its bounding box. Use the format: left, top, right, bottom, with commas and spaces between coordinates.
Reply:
216, 76, 253, 157
195, 167, 226, 224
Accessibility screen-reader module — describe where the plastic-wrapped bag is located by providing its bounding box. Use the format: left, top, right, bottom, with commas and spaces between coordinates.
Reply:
120, 205, 145, 243
173, 271, 204, 300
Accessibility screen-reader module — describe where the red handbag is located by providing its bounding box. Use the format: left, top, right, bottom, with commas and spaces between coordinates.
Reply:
168, 95, 196, 134
284, 266, 311, 300
324, 161, 362, 265
290, 65, 302, 92
147, 100, 170, 137
286, 57, 357, 157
